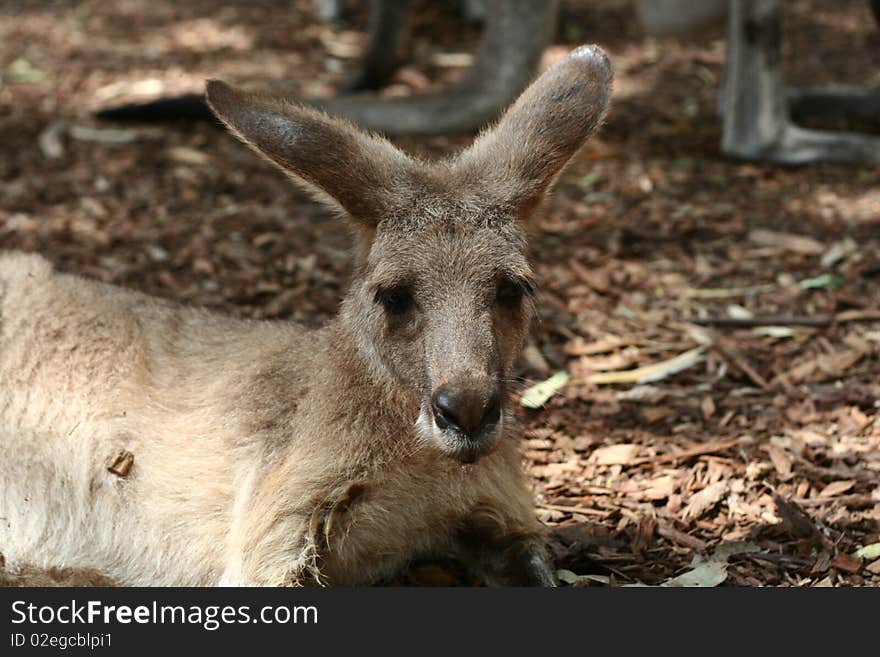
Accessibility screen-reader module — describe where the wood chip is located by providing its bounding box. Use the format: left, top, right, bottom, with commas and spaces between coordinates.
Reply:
764, 444, 793, 480
569, 258, 610, 293
811, 551, 832, 574
534, 461, 582, 477
773, 495, 832, 549
590, 443, 640, 465
642, 475, 676, 501
683, 481, 728, 520
830, 552, 862, 574
108, 450, 135, 477
700, 396, 716, 420
631, 515, 657, 554
816, 348, 869, 377
641, 406, 677, 423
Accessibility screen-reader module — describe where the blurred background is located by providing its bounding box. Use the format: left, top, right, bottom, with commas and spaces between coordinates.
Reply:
1, 0, 878, 586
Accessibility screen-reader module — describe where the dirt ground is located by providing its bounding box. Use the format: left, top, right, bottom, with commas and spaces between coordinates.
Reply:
1, 0, 878, 586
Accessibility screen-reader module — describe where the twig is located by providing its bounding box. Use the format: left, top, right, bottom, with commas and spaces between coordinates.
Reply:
744, 552, 810, 568
657, 524, 708, 551
792, 494, 875, 509
858, 413, 878, 437
835, 309, 880, 322
538, 502, 611, 517
687, 315, 832, 328
629, 437, 745, 466
681, 284, 777, 299
796, 462, 875, 485
686, 310, 880, 328
712, 344, 771, 390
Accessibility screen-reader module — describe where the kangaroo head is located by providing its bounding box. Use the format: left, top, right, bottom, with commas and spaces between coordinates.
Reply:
206, 46, 612, 463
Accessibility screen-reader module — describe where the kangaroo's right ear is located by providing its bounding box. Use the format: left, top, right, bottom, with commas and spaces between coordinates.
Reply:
452, 45, 613, 219
206, 80, 416, 226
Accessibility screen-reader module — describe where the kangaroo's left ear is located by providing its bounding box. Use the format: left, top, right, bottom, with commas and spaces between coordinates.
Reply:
451, 45, 613, 218
206, 80, 419, 227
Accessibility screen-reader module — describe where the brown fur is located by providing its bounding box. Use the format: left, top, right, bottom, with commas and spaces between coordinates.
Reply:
0, 46, 612, 586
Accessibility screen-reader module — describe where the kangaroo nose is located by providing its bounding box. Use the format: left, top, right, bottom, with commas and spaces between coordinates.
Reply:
432, 384, 501, 440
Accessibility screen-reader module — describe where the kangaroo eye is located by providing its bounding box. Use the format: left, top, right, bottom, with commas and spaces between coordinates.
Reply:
375, 286, 414, 316
497, 277, 533, 306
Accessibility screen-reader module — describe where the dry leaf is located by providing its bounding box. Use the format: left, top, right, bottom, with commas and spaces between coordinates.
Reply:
586, 347, 705, 385
853, 543, 880, 560
641, 406, 677, 423
752, 326, 796, 338
556, 569, 610, 586
564, 335, 637, 356
69, 125, 139, 144
774, 358, 818, 385
166, 146, 212, 166
821, 238, 856, 268
661, 561, 728, 587
817, 349, 868, 377
579, 348, 640, 372
569, 259, 611, 293
818, 480, 856, 498
726, 304, 753, 319
520, 371, 569, 409
430, 52, 474, 68
615, 385, 666, 402
748, 229, 824, 255
38, 120, 65, 159
656, 541, 760, 587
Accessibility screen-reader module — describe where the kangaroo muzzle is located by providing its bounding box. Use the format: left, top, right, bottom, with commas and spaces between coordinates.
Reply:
429, 378, 503, 462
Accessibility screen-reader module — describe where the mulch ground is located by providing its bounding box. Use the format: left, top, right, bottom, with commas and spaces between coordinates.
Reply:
1, 0, 878, 586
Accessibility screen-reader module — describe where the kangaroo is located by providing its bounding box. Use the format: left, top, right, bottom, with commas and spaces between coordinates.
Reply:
98, 0, 880, 163
96, 0, 557, 136
0, 46, 612, 586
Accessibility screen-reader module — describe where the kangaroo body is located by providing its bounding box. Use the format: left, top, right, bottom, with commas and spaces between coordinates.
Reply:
0, 46, 613, 586
0, 254, 537, 585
